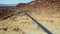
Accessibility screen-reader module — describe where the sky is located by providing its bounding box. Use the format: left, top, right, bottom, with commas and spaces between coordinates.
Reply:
0, 0, 34, 4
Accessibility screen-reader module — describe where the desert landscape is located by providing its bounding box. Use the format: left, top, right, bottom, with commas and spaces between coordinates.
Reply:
0, 0, 60, 34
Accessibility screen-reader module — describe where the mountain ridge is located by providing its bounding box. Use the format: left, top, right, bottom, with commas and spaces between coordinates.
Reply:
16, 0, 60, 14
0, 4, 16, 6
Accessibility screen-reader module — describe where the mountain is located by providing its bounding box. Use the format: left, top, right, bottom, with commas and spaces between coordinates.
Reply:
0, 4, 16, 8
0, 4, 16, 6
16, 0, 60, 13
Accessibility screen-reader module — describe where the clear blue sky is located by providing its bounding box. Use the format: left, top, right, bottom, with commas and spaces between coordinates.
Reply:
0, 0, 33, 4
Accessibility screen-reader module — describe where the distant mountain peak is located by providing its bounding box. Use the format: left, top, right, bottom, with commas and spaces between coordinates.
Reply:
0, 4, 16, 6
